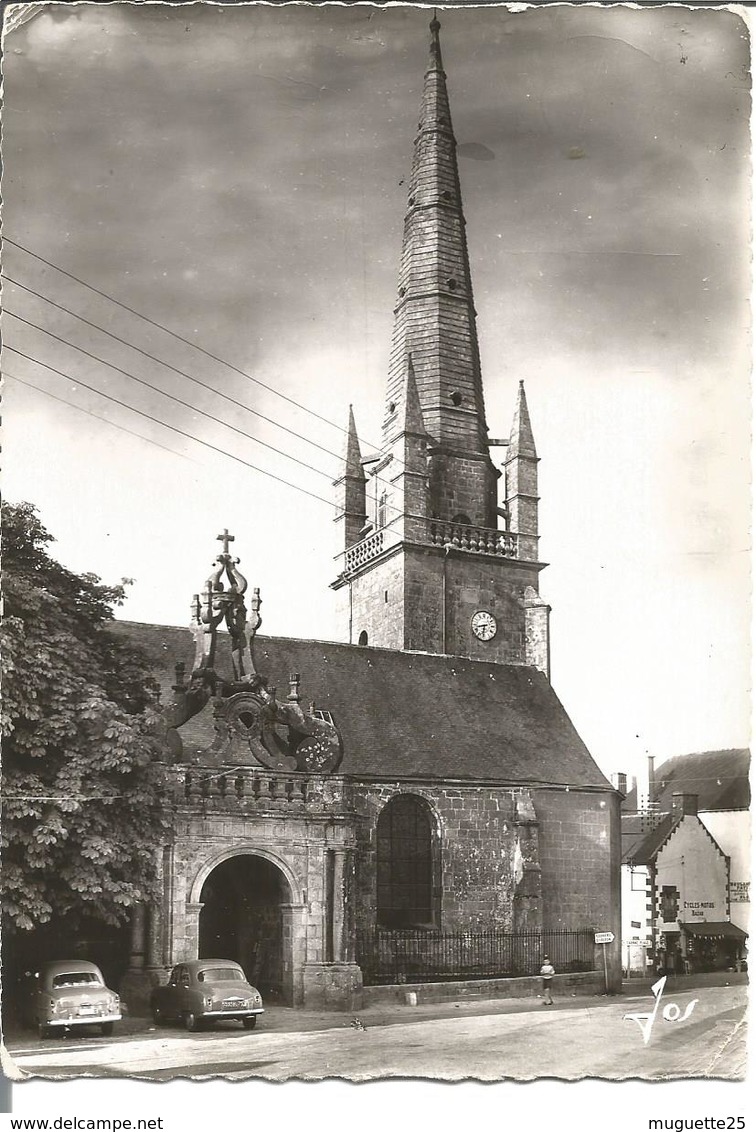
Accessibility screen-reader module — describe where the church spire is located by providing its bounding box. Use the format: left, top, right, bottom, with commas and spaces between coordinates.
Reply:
384, 14, 498, 528
332, 20, 548, 669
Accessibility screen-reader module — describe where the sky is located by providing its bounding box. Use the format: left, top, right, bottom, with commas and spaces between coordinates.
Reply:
1, 0, 752, 786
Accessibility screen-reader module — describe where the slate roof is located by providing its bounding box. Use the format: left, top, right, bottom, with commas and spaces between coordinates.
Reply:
654, 749, 750, 811
111, 620, 612, 789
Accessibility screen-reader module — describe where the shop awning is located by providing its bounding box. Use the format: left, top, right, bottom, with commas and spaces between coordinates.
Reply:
681, 922, 748, 941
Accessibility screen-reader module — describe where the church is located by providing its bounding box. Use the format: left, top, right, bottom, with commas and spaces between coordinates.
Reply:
117, 16, 621, 1011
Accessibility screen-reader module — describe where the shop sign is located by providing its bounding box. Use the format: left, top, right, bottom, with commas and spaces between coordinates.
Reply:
683, 901, 715, 919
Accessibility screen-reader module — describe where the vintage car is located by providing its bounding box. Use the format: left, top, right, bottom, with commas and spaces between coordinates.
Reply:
150, 959, 264, 1031
31, 960, 122, 1039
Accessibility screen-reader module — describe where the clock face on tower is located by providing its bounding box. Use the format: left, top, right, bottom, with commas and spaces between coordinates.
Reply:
471, 610, 497, 641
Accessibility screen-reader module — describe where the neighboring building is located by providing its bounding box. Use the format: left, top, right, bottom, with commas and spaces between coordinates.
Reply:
618, 751, 750, 976
114, 16, 621, 1010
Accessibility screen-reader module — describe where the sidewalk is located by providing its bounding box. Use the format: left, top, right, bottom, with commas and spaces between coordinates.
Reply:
2, 984, 631, 1048
5, 970, 741, 1049
621, 970, 748, 994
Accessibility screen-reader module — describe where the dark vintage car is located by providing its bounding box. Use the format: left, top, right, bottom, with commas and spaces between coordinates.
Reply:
31, 960, 122, 1039
150, 959, 264, 1031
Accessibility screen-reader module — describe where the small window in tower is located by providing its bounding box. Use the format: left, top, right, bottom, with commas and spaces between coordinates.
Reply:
450, 390, 463, 407
408, 195, 416, 207
384, 590, 389, 603
388, 401, 396, 414
442, 191, 453, 202
447, 277, 458, 291
377, 490, 388, 529
358, 631, 369, 647
398, 286, 406, 297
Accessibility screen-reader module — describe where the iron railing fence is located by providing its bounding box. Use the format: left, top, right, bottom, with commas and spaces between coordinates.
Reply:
356, 928, 596, 986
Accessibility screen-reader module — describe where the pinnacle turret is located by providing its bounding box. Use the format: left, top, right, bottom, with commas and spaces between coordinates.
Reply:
401, 356, 427, 439
509, 381, 537, 459
504, 381, 539, 561
333, 405, 367, 552
344, 404, 365, 476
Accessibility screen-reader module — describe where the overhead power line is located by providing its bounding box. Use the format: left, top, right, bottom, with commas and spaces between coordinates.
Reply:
2, 235, 388, 457
5, 304, 427, 525
3, 345, 337, 509
2, 272, 342, 467
4, 372, 193, 463
3, 240, 510, 530
5, 309, 335, 484
7, 345, 454, 534
2, 260, 418, 499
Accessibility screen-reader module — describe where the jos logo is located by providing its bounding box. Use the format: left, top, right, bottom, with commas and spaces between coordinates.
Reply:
624, 976, 698, 1044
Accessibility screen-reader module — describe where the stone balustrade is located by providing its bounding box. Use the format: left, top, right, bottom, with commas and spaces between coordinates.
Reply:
430, 519, 518, 557
344, 521, 518, 570
171, 766, 348, 812
344, 529, 385, 573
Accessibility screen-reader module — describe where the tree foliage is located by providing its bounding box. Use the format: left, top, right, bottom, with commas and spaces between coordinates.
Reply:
1, 502, 168, 932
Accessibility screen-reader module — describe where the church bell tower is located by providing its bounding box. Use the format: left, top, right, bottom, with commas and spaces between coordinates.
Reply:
332, 16, 550, 675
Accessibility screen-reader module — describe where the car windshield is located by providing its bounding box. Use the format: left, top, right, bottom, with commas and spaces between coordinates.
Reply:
52, 972, 103, 988
197, 968, 244, 982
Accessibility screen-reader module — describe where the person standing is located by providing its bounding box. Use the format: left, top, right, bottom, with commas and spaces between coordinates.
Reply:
540, 955, 555, 1005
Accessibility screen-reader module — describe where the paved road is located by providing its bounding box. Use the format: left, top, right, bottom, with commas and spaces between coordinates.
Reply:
3, 984, 746, 1082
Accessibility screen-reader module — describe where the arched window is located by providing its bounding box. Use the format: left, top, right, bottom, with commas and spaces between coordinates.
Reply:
451, 512, 472, 527
358, 630, 368, 646
377, 795, 434, 927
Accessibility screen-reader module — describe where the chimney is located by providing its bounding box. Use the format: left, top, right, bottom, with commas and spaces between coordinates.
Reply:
611, 771, 628, 795
671, 792, 698, 817
647, 755, 656, 804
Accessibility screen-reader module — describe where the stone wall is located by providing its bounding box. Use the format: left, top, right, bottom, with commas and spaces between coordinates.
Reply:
154, 776, 619, 1006
534, 787, 622, 988
362, 970, 603, 1007
347, 547, 405, 649
401, 545, 543, 662
350, 782, 541, 932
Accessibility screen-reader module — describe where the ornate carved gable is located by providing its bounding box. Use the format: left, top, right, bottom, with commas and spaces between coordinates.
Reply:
163, 531, 343, 773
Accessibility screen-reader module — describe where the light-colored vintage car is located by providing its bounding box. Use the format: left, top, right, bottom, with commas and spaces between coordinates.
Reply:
32, 960, 122, 1039
150, 959, 264, 1031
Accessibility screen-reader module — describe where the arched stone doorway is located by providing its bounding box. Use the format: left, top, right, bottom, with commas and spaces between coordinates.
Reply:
198, 854, 293, 1003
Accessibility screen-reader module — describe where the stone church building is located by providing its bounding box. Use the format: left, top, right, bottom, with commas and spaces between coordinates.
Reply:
117, 17, 621, 1010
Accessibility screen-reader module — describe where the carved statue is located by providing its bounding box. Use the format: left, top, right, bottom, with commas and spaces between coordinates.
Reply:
163, 531, 343, 773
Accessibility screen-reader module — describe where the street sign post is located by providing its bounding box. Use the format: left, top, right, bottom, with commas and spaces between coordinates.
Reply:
594, 931, 614, 991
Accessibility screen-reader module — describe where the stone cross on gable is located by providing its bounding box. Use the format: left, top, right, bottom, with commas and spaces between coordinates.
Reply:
217, 528, 235, 556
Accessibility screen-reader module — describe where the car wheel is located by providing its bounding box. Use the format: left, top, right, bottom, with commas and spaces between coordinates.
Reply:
183, 1012, 200, 1033
100, 1022, 114, 1037
242, 1016, 257, 1031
